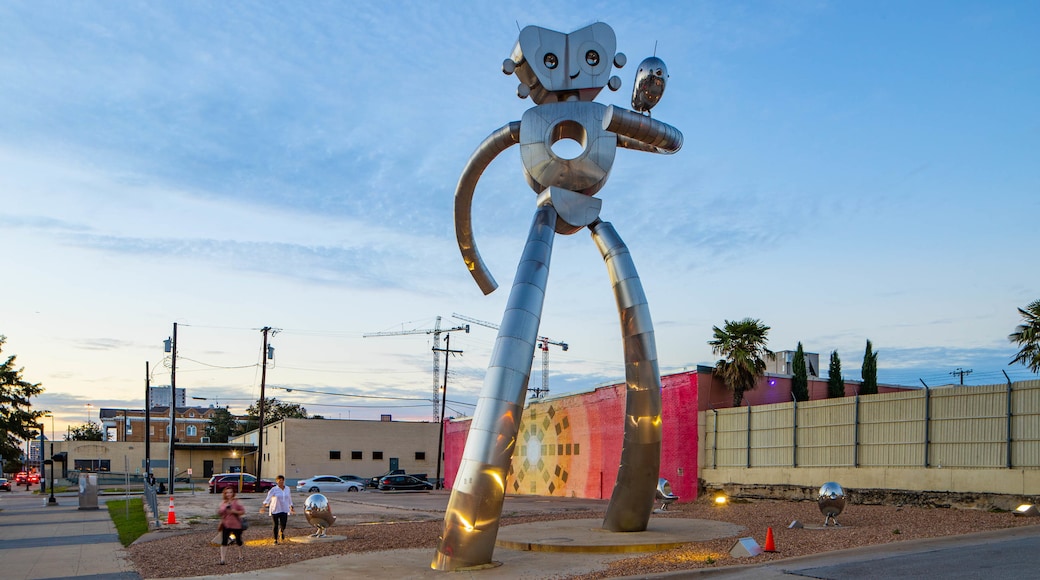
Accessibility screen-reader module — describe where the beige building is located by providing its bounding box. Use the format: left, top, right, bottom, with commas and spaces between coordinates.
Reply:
229, 417, 442, 482
47, 439, 255, 483
48, 417, 441, 486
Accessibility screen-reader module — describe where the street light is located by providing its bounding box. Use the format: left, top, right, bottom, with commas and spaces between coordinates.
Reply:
231, 449, 258, 493
44, 413, 57, 505
85, 403, 93, 425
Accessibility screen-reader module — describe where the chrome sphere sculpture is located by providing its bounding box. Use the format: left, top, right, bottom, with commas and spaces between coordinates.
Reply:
434, 22, 682, 571
818, 482, 846, 526
304, 493, 336, 537
656, 478, 679, 511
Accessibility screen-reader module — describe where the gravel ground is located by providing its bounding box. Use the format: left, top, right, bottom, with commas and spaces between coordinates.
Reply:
127, 498, 1037, 578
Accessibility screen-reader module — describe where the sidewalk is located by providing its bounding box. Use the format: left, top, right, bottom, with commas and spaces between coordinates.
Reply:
4, 486, 1039, 579
0, 487, 139, 580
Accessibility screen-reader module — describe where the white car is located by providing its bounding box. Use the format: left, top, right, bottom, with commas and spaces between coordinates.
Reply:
296, 475, 364, 493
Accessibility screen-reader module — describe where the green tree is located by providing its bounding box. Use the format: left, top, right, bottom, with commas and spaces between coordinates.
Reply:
861, 340, 879, 395
791, 342, 809, 401
708, 318, 774, 406
205, 407, 242, 443
69, 421, 104, 441
827, 351, 845, 398
0, 335, 45, 465
242, 397, 307, 431
1009, 299, 1040, 373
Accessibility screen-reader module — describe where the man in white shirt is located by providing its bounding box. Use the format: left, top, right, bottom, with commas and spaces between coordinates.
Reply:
260, 475, 295, 543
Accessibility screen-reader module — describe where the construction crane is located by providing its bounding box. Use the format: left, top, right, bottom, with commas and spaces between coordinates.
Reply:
364, 316, 469, 422
452, 312, 568, 399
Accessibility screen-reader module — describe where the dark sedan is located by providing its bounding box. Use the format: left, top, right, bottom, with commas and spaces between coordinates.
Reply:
208, 473, 275, 494
377, 474, 433, 491
0, 477, 11, 492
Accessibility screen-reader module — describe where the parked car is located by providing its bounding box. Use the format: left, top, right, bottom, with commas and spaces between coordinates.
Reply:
338, 474, 367, 484
0, 477, 11, 491
296, 475, 364, 493
207, 473, 275, 494
368, 469, 406, 488
377, 474, 433, 492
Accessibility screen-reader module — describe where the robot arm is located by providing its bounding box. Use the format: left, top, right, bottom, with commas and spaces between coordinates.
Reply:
603, 105, 683, 154
455, 121, 522, 295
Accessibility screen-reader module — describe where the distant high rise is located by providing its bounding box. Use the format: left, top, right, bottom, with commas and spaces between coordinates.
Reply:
149, 386, 185, 408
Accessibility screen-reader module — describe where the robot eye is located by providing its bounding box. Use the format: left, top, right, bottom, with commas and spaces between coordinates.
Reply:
586, 50, 600, 66
656, 68, 663, 76
544, 53, 558, 69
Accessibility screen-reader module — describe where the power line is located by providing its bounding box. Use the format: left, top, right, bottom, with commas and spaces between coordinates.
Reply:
949, 367, 973, 385
270, 385, 431, 402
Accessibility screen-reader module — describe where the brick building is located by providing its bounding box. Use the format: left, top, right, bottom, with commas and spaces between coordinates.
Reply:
99, 406, 232, 444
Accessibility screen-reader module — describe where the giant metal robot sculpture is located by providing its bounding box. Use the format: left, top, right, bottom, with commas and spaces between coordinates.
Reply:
432, 23, 682, 571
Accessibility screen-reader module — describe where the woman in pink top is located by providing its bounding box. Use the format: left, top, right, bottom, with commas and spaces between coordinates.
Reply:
217, 487, 246, 565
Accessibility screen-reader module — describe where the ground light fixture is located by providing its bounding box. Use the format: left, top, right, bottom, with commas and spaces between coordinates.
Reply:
714, 493, 729, 506
1014, 504, 1039, 517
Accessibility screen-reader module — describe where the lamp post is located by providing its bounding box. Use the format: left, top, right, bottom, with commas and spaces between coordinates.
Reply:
37, 422, 44, 492
231, 449, 258, 493
86, 403, 93, 425
45, 413, 57, 505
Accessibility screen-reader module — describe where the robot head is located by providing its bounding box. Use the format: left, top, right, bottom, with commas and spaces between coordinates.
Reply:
503, 23, 625, 104
631, 56, 668, 113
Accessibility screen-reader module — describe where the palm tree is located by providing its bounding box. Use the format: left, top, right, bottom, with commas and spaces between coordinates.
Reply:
1009, 299, 1040, 373
708, 318, 774, 406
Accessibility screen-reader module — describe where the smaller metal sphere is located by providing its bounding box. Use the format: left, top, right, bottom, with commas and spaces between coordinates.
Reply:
304, 493, 336, 533
304, 493, 329, 512
818, 482, 846, 524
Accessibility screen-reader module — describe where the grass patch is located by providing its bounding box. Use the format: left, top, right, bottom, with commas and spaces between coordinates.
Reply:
107, 498, 150, 546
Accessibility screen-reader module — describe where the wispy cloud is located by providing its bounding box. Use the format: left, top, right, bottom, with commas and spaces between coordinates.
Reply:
72, 338, 135, 351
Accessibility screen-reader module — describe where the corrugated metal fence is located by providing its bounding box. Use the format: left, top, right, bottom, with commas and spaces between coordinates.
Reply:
704, 379, 1040, 470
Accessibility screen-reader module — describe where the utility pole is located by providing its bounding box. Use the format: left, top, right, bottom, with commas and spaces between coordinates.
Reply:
452, 312, 568, 398
364, 317, 469, 421
432, 333, 463, 490
950, 368, 973, 385
168, 322, 178, 494
145, 361, 151, 478
256, 326, 273, 480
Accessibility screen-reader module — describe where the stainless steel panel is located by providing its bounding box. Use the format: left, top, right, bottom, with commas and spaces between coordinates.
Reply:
602, 105, 683, 153
591, 220, 663, 533
434, 205, 557, 570
520, 102, 616, 195
455, 122, 522, 295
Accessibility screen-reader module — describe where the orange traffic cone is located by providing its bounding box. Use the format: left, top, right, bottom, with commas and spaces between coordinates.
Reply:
763, 526, 776, 552
167, 496, 178, 525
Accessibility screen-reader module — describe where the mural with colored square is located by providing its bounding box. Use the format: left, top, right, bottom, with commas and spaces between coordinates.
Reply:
443, 370, 700, 503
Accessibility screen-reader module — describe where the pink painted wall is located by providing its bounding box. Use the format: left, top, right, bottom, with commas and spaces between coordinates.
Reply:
444, 370, 700, 503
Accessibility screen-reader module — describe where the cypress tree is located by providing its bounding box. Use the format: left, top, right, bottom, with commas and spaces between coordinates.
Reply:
791, 342, 809, 401
861, 340, 879, 395
827, 351, 844, 398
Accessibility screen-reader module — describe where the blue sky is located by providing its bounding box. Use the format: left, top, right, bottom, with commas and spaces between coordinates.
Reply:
2, 1, 1037, 436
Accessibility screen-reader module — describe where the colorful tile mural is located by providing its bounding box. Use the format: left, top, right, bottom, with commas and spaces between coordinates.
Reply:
444, 369, 701, 503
